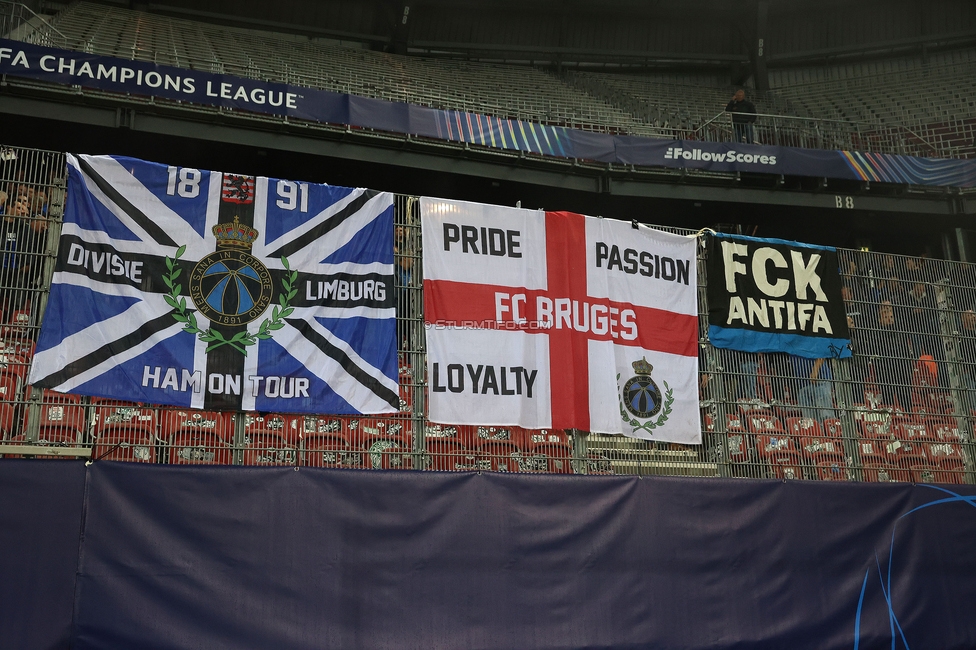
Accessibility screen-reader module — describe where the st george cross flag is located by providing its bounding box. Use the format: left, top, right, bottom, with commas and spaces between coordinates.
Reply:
422, 198, 701, 444
28, 154, 400, 414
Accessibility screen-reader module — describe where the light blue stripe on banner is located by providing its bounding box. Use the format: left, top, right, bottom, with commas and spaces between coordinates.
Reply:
711, 231, 836, 252
709, 325, 852, 359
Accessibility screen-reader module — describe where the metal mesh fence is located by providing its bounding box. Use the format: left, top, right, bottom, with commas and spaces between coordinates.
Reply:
0, 144, 973, 483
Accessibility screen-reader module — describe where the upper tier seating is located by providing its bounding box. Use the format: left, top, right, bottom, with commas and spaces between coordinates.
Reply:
14, 3, 976, 158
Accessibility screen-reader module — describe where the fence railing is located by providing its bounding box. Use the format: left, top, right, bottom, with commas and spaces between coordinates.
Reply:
0, 144, 973, 483
679, 111, 972, 159
0, 1, 66, 49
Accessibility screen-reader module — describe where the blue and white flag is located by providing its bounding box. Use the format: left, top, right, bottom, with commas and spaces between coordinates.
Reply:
28, 154, 400, 414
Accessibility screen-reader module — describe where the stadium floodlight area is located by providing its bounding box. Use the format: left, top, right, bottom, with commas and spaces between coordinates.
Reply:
1, 144, 974, 485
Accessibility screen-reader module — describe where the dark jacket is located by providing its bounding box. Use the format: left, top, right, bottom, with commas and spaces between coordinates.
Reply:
725, 99, 757, 124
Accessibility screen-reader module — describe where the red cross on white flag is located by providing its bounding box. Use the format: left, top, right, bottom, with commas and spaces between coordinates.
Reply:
421, 198, 701, 443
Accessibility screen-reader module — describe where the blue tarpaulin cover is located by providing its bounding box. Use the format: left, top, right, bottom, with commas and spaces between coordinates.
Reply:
2, 460, 975, 649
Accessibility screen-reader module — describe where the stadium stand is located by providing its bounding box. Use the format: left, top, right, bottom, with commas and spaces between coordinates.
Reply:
5, 1, 976, 647
9, 1, 970, 158
31, 2, 656, 136
2, 0, 976, 481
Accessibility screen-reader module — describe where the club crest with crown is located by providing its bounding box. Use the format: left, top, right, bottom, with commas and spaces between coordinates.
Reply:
190, 217, 273, 327
162, 216, 299, 355
618, 356, 674, 435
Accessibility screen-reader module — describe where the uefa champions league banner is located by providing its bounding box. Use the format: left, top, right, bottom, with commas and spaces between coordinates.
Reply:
3, 39, 976, 189
422, 198, 700, 444
706, 232, 852, 359
28, 154, 400, 414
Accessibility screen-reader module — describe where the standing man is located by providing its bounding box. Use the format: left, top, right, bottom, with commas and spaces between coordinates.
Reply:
0, 194, 42, 322
726, 89, 757, 144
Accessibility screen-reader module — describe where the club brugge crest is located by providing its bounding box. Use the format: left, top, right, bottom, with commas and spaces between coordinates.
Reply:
190, 217, 273, 326
164, 216, 298, 356
618, 357, 674, 435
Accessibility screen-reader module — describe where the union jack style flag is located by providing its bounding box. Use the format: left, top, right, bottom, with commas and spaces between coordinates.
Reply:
28, 154, 399, 414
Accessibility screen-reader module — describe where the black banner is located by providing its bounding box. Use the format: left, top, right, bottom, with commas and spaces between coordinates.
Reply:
706, 233, 851, 358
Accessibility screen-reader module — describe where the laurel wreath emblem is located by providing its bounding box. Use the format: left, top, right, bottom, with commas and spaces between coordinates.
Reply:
163, 245, 297, 355
616, 372, 674, 434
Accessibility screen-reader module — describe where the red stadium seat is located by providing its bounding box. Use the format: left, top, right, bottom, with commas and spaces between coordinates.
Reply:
722, 432, 753, 464
242, 432, 298, 466
725, 412, 746, 432
528, 443, 575, 474
861, 465, 910, 483
787, 417, 822, 438
736, 399, 772, 416
464, 425, 516, 445
234, 413, 302, 465
763, 450, 804, 480
347, 416, 410, 448
702, 411, 715, 432
518, 428, 575, 474
426, 422, 469, 443
755, 432, 799, 457
822, 418, 844, 438
800, 436, 845, 464
521, 428, 571, 447
0, 348, 29, 396
922, 441, 966, 469
856, 439, 894, 466
889, 439, 929, 471
301, 432, 362, 469
0, 373, 20, 403
857, 414, 893, 440
2, 426, 89, 460
362, 436, 410, 470
93, 431, 156, 463
0, 402, 14, 438
398, 364, 415, 414
161, 410, 234, 465
92, 399, 159, 440
301, 416, 348, 438
814, 459, 849, 481
925, 418, 966, 444
159, 409, 234, 444
909, 444, 967, 484
425, 438, 476, 471
168, 430, 230, 465
893, 417, 931, 442
28, 391, 87, 445
746, 412, 786, 435
774, 406, 804, 423
539, 443, 575, 474
4, 308, 34, 339
240, 413, 301, 441
0, 337, 34, 360
239, 413, 301, 465
423, 423, 479, 469
475, 439, 522, 472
